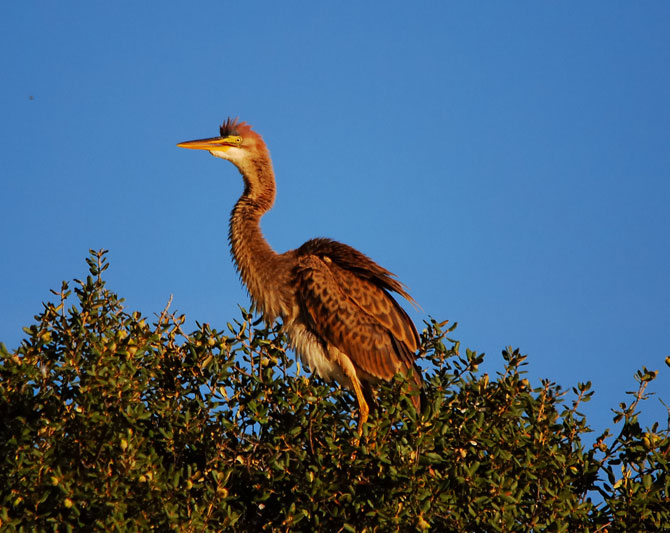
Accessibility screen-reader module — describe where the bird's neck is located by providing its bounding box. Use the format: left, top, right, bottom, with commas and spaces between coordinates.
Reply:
228, 158, 285, 320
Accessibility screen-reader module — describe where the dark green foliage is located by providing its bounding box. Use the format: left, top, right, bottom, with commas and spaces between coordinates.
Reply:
1, 250, 669, 531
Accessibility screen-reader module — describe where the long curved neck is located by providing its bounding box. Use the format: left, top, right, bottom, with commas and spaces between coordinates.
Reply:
228, 156, 285, 320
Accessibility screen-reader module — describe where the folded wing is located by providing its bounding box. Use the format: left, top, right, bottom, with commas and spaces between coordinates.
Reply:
293, 238, 421, 383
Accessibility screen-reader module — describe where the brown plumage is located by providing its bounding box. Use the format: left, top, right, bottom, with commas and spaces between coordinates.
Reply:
178, 118, 422, 431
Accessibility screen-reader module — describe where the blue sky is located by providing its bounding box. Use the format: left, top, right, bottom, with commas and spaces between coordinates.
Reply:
2, 3, 668, 437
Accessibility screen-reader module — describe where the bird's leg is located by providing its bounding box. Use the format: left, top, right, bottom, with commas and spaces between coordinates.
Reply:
350, 379, 370, 435
351, 382, 378, 450
330, 347, 370, 435
360, 383, 380, 444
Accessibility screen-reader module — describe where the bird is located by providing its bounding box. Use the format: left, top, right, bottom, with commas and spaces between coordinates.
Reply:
177, 118, 423, 431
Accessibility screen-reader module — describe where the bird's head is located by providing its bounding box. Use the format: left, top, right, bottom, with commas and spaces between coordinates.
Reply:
177, 118, 267, 168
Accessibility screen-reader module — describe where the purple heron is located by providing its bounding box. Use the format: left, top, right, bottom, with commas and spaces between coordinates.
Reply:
178, 118, 422, 431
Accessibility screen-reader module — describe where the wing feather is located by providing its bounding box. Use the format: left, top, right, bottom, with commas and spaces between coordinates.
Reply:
293, 239, 421, 382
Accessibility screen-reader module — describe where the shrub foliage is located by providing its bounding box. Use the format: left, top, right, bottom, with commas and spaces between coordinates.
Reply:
1, 250, 669, 531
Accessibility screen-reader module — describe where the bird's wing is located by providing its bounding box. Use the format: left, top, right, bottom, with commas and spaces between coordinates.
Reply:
297, 238, 417, 306
294, 240, 420, 380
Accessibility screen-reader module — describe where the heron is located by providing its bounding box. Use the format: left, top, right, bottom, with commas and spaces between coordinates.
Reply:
178, 118, 423, 431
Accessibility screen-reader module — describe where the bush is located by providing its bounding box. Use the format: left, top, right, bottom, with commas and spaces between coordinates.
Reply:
1, 250, 669, 531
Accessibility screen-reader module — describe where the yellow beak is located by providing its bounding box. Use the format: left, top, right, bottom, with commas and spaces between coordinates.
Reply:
177, 135, 243, 150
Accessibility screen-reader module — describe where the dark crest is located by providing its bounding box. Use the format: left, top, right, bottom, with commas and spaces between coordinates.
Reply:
220, 117, 254, 137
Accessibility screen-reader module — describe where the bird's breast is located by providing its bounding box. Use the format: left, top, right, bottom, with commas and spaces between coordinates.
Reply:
284, 321, 351, 387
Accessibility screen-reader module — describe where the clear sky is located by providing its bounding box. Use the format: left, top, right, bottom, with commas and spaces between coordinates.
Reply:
2, 3, 668, 438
